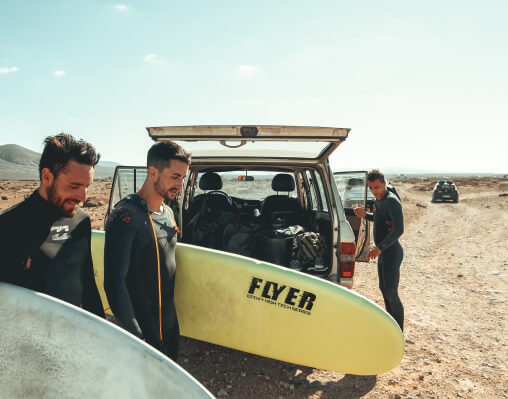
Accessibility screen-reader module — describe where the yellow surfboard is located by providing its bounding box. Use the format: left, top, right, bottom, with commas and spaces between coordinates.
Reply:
91, 230, 403, 375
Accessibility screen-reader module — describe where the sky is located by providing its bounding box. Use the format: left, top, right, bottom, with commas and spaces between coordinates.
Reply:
1, 0, 507, 173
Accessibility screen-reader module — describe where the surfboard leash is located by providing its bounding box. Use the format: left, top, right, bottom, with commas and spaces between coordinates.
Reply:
146, 212, 163, 342
138, 189, 180, 343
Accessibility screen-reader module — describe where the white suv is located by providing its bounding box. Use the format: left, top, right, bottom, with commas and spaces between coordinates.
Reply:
106, 125, 372, 288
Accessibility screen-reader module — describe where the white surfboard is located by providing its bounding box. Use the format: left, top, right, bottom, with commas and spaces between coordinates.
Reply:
0, 282, 215, 399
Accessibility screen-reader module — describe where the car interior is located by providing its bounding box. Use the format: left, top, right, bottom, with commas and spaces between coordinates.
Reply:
181, 168, 333, 276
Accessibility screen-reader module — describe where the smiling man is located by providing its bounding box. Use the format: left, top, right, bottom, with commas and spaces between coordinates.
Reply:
104, 141, 190, 361
0, 134, 105, 318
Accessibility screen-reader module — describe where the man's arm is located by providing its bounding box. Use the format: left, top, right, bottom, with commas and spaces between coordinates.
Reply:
104, 207, 144, 338
377, 198, 404, 251
0, 204, 30, 284
353, 206, 374, 221
81, 219, 105, 318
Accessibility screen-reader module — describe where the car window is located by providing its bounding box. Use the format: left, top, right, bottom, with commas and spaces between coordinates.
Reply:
314, 171, 329, 212
111, 167, 147, 206
347, 178, 364, 186
304, 170, 319, 210
194, 171, 298, 201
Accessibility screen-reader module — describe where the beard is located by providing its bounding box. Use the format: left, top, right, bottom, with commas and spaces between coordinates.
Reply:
47, 183, 81, 217
154, 177, 178, 200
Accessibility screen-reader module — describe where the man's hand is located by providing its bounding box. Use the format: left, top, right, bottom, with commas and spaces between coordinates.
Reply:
367, 246, 382, 260
354, 206, 367, 218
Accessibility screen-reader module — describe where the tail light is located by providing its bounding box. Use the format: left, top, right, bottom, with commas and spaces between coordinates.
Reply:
340, 242, 356, 278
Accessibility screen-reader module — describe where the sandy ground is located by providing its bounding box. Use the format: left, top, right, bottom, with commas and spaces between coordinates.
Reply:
1, 178, 506, 399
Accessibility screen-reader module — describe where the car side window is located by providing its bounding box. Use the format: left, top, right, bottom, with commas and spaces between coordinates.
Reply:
313, 171, 329, 212
305, 170, 321, 211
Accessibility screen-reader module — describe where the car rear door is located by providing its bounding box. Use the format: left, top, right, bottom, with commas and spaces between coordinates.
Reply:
333, 171, 372, 261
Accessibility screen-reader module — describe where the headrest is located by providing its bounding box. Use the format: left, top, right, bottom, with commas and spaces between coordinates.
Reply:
272, 173, 295, 192
199, 172, 223, 191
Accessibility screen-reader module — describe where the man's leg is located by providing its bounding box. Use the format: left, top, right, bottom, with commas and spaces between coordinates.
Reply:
378, 244, 404, 331
377, 256, 391, 315
162, 302, 180, 362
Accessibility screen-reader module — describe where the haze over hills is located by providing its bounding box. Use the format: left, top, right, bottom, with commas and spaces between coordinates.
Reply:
0, 144, 505, 181
0, 144, 116, 180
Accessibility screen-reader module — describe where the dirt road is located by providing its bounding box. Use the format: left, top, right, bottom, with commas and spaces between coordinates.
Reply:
1, 178, 506, 398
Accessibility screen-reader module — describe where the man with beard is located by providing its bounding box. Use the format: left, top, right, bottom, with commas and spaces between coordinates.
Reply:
0, 134, 105, 318
104, 141, 190, 360
354, 169, 404, 331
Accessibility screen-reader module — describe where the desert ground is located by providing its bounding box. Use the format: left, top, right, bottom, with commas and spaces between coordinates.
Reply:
0, 177, 506, 399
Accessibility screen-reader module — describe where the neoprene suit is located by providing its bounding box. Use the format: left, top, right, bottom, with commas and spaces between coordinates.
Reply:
104, 193, 180, 360
0, 190, 105, 318
366, 190, 404, 331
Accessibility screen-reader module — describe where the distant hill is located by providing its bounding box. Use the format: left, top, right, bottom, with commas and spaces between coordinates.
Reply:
0, 144, 115, 180
0, 144, 40, 167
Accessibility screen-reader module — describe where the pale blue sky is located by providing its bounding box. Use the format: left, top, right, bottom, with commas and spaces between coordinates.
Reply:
1, 1, 507, 173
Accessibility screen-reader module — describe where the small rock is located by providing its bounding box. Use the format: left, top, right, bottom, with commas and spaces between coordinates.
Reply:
240, 372, 246, 377
1, 196, 7, 200
183, 358, 189, 363
83, 198, 102, 207
406, 338, 415, 344
309, 380, 324, 387
264, 375, 270, 380
488, 270, 501, 275
416, 203, 427, 208
217, 388, 228, 397
419, 375, 425, 381
457, 274, 464, 278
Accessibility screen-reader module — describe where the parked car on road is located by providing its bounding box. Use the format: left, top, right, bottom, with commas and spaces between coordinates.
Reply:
432, 180, 459, 203
106, 125, 373, 288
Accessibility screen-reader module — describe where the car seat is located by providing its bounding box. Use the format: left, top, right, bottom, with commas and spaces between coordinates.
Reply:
184, 172, 236, 249
259, 173, 304, 226
188, 172, 234, 216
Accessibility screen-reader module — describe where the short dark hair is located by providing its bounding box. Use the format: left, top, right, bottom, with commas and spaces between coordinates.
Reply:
367, 169, 385, 183
39, 133, 100, 179
147, 141, 191, 170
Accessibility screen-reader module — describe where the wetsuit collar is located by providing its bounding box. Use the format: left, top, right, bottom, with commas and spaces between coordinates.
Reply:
29, 189, 68, 220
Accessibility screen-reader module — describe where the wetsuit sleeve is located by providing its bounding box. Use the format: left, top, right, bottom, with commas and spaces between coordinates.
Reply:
0, 205, 28, 284
81, 218, 105, 318
104, 207, 144, 338
377, 197, 404, 251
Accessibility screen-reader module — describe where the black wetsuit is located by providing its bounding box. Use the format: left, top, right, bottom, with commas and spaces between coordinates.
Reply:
0, 190, 105, 317
366, 190, 404, 331
104, 193, 180, 360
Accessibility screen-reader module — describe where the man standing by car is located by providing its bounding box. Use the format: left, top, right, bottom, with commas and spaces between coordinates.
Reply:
354, 169, 404, 331
104, 141, 190, 361
0, 133, 105, 318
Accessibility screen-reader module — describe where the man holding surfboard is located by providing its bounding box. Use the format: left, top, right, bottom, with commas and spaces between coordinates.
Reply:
0, 133, 105, 318
354, 169, 405, 331
104, 141, 190, 361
